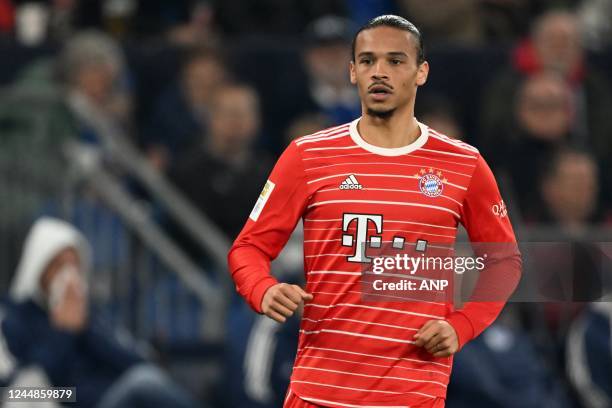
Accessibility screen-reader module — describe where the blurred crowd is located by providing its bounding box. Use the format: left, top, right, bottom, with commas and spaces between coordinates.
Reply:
0, 0, 611, 407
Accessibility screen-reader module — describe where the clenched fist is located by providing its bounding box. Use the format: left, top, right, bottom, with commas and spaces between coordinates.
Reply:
261, 283, 313, 323
413, 320, 459, 357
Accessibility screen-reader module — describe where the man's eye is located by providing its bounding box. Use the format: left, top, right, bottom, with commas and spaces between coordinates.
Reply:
391, 59, 402, 65
360, 59, 372, 65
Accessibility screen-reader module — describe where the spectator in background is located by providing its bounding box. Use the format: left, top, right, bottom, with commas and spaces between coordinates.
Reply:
44, 0, 205, 41
234, 15, 356, 155
415, 93, 464, 140
300, 15, 360, 125
447, 319, 571, 408
145, 47, 227, 172
60, 30, 133, 146
538, 147, 604, 230
213, 0, 347, 36
169, 83, 272, 243
344, 0, 397, 27
531, 148, 605, 340
398, 0, 485, 46
478, 0, 543, 43
566, 302, 612, 408
167, 0, 220, 47
398, 0, 566, 46
0, 217, 196, 408
486, 72, 574, 220
284, 112, 332, 146
480, 9, 612, 165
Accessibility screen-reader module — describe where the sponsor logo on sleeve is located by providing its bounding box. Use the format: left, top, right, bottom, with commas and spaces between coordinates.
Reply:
249, 180, 276, 221
492, 200, 507, 218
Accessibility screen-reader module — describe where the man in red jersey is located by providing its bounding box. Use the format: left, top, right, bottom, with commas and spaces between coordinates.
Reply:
228, 15, 522, 408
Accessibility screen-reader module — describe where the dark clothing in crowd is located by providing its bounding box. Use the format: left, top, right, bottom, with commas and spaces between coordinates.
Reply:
484, 128, 563, 221
146, 82, 204, 163
1, 300, 143, 407
214, 0, 347, 36
447, 324, 571, 408
170, 148, 273, 241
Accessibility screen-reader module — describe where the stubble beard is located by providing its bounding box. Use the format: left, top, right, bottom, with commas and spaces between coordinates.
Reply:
366, 107, 396, 120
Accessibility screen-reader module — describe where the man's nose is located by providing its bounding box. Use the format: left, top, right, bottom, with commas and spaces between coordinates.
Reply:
372, 61, 389, 80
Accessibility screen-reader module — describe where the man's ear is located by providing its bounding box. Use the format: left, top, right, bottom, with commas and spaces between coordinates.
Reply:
416, 61, 429, 86
349, 61, 357, 85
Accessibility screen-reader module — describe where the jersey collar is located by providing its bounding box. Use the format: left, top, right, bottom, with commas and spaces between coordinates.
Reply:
349, 117, 429, 157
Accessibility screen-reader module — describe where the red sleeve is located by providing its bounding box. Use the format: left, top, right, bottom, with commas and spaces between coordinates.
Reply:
446, 155, 522, 350
227, 141, 310, 313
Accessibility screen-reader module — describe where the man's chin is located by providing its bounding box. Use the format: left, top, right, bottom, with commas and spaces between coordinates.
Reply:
366, 107, 396, 119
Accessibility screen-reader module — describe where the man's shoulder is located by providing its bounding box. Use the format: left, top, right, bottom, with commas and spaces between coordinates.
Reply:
291, 122, 353, 148
425, 125, 481, 159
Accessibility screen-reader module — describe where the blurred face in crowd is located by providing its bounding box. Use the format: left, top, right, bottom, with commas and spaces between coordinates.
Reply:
516, 73, 572, 141
40, 248, 82, 297
208, 85, 260, 157
306, 42, 352, 89
350, 26, 428, 119
75, 62, 118, 105
533, 11, 583, 75
542, 152, 598, 225
183, 55, 226, 109
40, 247, 88, 331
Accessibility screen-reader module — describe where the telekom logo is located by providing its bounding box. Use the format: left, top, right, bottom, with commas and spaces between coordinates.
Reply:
341, 213, 383, 263
341, 213, 427, 264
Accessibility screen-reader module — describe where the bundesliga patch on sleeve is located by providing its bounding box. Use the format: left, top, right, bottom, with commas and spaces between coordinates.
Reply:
249, 180, 276, 221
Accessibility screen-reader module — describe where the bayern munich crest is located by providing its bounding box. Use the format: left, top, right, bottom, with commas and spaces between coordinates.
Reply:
415, 168, 447, 197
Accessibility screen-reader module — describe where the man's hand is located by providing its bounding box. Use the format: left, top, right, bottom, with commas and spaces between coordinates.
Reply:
261, 283, 313, 323
413, 320, 458, 357
50, 278, 87, 332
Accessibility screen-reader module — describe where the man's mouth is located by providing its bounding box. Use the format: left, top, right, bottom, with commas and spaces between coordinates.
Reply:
368, 84, 393, 101
368, 84, 393, 95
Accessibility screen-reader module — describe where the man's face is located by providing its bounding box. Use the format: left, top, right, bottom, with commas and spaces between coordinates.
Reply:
350, 26, 428, 118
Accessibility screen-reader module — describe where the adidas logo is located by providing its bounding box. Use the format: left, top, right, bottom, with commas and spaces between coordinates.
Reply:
339, 174, 363, 190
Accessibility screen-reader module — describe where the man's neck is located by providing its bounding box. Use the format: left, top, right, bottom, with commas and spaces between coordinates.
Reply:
357, 109, 420, 149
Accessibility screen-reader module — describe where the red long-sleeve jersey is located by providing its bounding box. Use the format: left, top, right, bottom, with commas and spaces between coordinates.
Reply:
228, 118, 522, 407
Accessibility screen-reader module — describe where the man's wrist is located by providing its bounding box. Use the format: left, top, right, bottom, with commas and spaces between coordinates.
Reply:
445, 312, 474, 351
251, 277, 279, 313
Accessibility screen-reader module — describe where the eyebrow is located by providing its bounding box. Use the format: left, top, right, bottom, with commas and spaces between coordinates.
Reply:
357, 51, 409, 58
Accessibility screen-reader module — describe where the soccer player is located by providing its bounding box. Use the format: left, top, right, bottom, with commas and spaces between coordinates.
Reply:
228, 15, 522, 408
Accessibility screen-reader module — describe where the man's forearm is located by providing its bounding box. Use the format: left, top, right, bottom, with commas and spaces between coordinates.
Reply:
228, 244, 278, 313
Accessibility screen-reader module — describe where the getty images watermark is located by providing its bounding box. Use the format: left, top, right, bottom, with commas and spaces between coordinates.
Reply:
369, 253, 486, 292
357, 241, 612, 303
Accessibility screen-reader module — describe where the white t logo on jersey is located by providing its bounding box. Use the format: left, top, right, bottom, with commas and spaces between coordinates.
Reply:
342, 213, 383, 263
